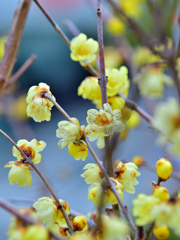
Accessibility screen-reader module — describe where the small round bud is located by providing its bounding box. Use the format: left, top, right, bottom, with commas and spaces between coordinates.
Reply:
132, 156, 145, 167
156, 158, 173, 181
152, 186, 170, 201
72, 216, 88, 233
153, 225, 170, 239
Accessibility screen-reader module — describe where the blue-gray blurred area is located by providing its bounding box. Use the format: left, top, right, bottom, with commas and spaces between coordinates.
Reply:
0, 1, 179, 240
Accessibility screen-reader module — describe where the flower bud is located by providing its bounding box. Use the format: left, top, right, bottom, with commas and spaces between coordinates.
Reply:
72, 216, 88, 233
156, 158, 172, 181
153, 225, 170, 239
152, 186, 170, 201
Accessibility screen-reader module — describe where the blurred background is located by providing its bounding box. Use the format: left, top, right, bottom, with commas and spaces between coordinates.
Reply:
0, 0, 180, 239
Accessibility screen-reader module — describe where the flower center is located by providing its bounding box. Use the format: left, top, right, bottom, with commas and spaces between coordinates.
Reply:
95, 113, 112, 126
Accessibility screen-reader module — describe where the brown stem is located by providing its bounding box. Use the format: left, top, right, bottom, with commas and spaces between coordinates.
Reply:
143, 223, 154, 240
0, 198, 65, 240
84, 137, 138, 239
33, 0, 99, 78
44, 92, 73, 123
0, 0, 32, 96
64, 19, 81, 37
6, 55, 37, 87
0, 129, 74, 235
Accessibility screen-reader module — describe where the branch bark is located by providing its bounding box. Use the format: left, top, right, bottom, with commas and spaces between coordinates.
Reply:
0, 0, 32, 96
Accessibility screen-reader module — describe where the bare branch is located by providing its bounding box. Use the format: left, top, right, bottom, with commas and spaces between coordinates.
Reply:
0, 0, 32, 96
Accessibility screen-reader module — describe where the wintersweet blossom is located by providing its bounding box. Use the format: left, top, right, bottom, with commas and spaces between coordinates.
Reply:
78, 77, 101, 101
115, 161, 140, 193
50, 222, 68, 237
56, 118, 84, 149
156, 158, 172, 181
33, 197, 70, 228
152, 186, 170, 201
153, 225, 170, 239
86, 103, 125, 136
68, 140, 88, 161
106, 17, 125, 35
26, 83, 55, 122
70, 33, 98, 66
105, 66, 130, 97
81, 162, 103, 184
135, 66, 173, 98
86, 103, 125, 148
72, 216, 88, 233
4, 161, 33, 188
12, 139, 46, 164
133, 194, 160, 225
107, 178, 124, 205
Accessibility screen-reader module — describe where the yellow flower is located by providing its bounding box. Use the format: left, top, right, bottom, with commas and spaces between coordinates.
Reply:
150, 202, 173, 226
85, 124, 105, 149
103, 217, 128, 240
33, 197, 70, 228
87, 103, 125, 136
104, 46, 123, 69
115, 161, 140, 194
72, 216, 88, 233
153, 225, 170, 239
107, 178, 123, 205
135, 66, 173, 98
50, 222, 69, 237
70, 33, 98, 66
24, 225, 49, 240
169, 200, 180, 236
115, 0, 145, 19
68, 140, 88, 161
106, 66, 130, 97
26, 83, 55, 122
4, 161, 33, 188
107, 96, 125, 111
106, 17, 125, 35
81, 162, 103, 184
88, 180, 108, 208
12, 139, 46, 164
133, 194, 160, 225
156, 158, 172, 181
78, 77, 101, 101
56, 118, 84, 149
0, 36, 7, 62
132, 155, 145, 166
126, 111, 141, 129
152, 186, 170, 201
132, 47, 162, 68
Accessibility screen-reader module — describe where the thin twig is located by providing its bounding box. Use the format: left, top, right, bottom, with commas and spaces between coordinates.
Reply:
0, 129, 74, 235
33, 0, 99, 77
0, 198, 65, 240
64, 19, 81, 37
6, 55, 37, 87
170, 61, 180, 102
0, 0, 32, 96
84, 137, 138, 239
143, 223, 154, 240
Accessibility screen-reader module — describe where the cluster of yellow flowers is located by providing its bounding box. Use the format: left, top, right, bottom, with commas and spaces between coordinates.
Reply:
81, 160, 140, 207
4, 139, 46, 188
133, 158, 174, 239
152, 98, 180, 156
78, 66, 130, 111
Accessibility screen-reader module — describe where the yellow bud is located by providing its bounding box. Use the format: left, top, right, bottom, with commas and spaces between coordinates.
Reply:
156, 158, 173, 181
132, 156, 145, 166
153, 225, 170, 239
152, 186, 170, 201
68, 140, 88, 161
72, 216, 88, 233
106, 17, 125, 35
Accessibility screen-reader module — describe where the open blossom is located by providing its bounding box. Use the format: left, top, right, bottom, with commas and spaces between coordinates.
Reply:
70, 33, 98, 66
135, 66, 173, 98
106, 66, 130, 97
68, 140, 88, 161
133, 194, 160, 225
56, 118, 84, 148
78, 77, 101, 101
88, 178, 123, 207
86, 103, 125, 136
33, 197, 70, 228
85, 124, 105, 149
81, 162, 103, 184
26, 83, 55, 122
115, 161, 140, 193
4, 161, 33, 188
12, 139, 46, 164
